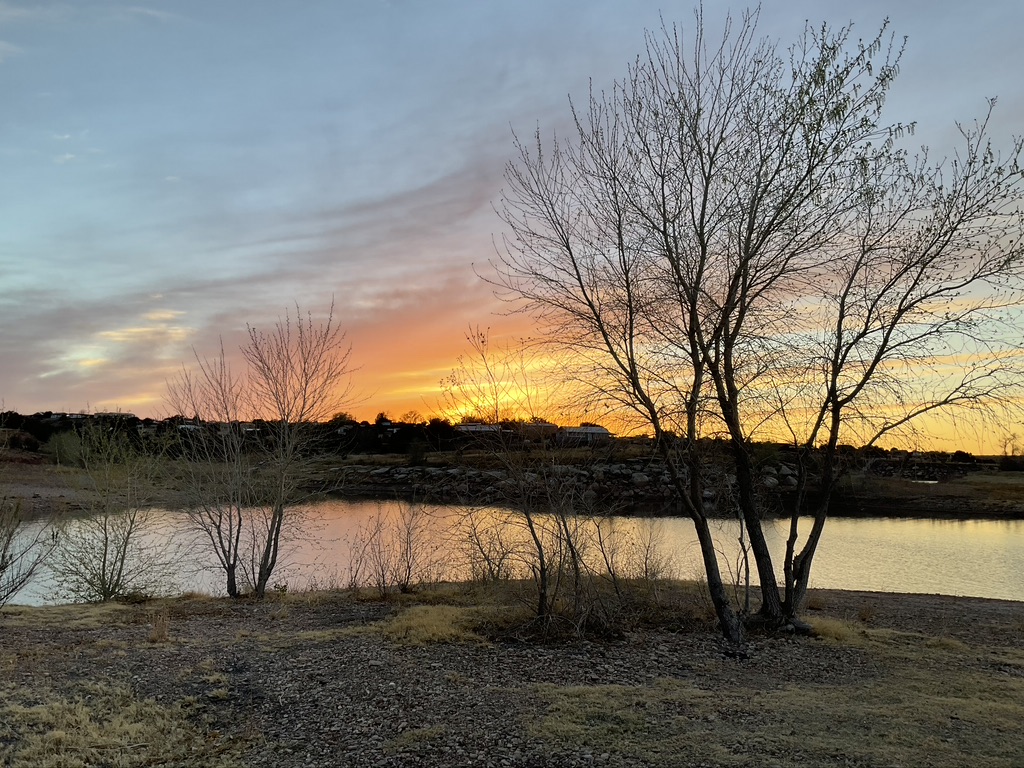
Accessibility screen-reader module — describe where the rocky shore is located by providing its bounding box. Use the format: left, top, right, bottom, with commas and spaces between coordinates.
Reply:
330, 459, 1024, 519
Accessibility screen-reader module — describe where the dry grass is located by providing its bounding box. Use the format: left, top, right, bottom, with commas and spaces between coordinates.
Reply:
528, 608, 1024, 768
148, 608, 170, 643
254, 628, 352, 649
957, 471, 1024, 501
385, 725, 448, 754
355, 604, 496, 645
530, 647, 1024, 767
3, 580, 1021, 766
838, 468, 1024, 513
0, 602, 136, 630
856, 603, 876, 623
803, 593, 827, 611
807, 616, 863, 644
925, 635, 971, 652
0, 682, 243, 767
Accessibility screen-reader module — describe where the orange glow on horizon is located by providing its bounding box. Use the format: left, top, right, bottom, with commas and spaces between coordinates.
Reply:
29, 291, 1019, 457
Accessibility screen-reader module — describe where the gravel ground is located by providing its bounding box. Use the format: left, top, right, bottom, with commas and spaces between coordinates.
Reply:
2, 588, 1021, 768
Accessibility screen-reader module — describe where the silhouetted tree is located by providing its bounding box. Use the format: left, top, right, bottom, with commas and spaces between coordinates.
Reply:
169, 303, 353, 598
495, 8, 1024, 642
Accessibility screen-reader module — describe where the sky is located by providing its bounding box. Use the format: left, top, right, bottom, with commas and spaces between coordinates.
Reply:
2, 0, 1023, 438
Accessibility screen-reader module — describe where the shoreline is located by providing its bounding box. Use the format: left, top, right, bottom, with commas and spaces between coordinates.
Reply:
10, 582, 1024, 611
5, 451, 1024, 521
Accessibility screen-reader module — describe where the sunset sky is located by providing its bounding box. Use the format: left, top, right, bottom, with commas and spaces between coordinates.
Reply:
2, 1, 1023, 444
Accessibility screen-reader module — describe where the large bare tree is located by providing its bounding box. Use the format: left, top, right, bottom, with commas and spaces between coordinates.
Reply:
169, 303, 353, 599
494, 8, 1024, 643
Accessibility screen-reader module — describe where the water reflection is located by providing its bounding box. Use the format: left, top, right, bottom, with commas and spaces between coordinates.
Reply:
16, 500, 1024, 605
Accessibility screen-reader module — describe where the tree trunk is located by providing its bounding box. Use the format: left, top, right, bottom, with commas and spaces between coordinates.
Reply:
784, 498, 831, 618
731, 444, 783, 622
692, 514, 744, 647
226, 565, 238, 598
523, 510, 549, 619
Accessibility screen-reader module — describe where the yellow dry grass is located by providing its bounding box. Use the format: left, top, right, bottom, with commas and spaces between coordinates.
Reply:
0, 602, 135, 630
807, 616, 863, 644
0, 682, 243, 767
357, 604, 493, 645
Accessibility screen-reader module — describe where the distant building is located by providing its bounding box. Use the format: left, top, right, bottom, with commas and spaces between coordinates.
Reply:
555, 424, 613, 446
455, 423, 503, 435
517, 421, 558, 442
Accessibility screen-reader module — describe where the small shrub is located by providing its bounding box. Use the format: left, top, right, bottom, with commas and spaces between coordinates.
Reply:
857, 604, 876, 623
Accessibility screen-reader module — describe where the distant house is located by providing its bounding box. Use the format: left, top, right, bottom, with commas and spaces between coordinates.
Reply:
555, 424, 613, 446
455, 422, 503, 435
517, 421, 558, 442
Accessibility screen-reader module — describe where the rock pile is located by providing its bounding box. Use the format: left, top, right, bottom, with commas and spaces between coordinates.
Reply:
329, 458, 804, 514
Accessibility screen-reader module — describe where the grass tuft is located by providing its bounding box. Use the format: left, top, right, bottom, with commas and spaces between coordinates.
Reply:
386, 725, 447, 753
808, 616, 862, 644
925, 635, 971, 653
364, 605, 495, 645
148, 608, 170, 643
856, 603, 877, 623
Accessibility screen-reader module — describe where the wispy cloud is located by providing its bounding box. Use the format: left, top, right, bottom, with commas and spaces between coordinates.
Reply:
124, 6, 178, 24
0, 2, 33, 22
0, 1, 71, 25
0, 40, 20, 62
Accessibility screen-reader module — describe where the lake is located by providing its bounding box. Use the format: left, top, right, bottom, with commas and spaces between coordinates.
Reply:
15, 500, 1024, 605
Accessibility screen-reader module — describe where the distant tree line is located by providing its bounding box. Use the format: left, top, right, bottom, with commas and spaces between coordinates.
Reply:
4, 409, 1021, 471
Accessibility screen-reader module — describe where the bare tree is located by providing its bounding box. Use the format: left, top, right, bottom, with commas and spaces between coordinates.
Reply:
0, 420, 55, 607
169, 344, 250, 597
443, 329, 560, 619
50, 423, 177, 603
494, 8, 1024, 642
353, 500, 444, 597
0, 498, 53, 607
169, 303, 353, 599
443, 329, 620, 631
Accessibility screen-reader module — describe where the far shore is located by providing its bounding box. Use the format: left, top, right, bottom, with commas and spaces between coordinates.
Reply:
5, 449, 1024, 521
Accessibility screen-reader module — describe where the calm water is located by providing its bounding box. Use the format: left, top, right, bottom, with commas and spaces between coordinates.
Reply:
15, 500, 1024, 605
